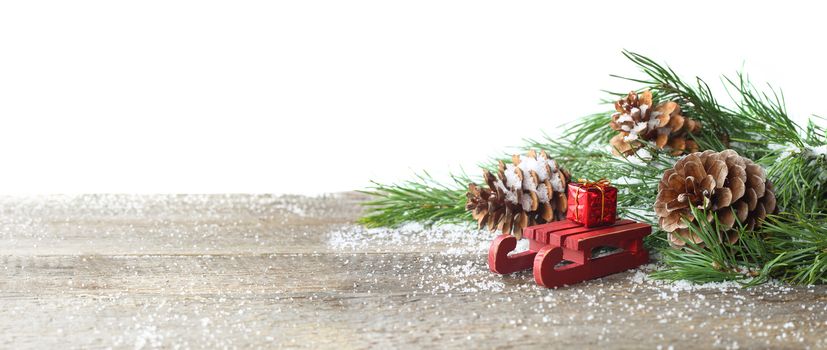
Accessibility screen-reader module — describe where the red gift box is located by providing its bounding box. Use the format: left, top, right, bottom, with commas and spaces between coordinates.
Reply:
566, 180, 617, 227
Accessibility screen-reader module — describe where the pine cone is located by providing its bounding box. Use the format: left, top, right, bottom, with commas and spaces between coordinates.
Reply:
609, 90, 702, 156
654, 149, 777, 247
465, 150, 570, 239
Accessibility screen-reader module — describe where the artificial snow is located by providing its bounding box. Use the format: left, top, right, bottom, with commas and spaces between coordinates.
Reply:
327, 223, 508, 293
810, 144, 827, 156
328, 222, 492, 255
503, 164, 522, 190
617, 113, 633, 124
622, 148, 653, 167
326, 222, 805, 299
494, 155, 567, 203
520, 193, 533, 212
327, 219, 819, 324
633, 121, 648, 133
198, 196, 827, 348
549, 168, 564, 192
627, 266, 745, 292
493, 178, 518, 205
536, 183, 550, 203
648, 111, 663, 128
639, 104, 649, 117
623, 122, 651, 142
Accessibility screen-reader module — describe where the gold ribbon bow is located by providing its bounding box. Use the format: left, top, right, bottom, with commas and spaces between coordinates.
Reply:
574, 178, 611, 222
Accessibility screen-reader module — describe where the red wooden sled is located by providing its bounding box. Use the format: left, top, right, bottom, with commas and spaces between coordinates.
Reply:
488, 219, 651, 288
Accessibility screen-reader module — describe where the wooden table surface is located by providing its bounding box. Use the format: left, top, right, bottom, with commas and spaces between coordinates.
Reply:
0, 194, 825, 349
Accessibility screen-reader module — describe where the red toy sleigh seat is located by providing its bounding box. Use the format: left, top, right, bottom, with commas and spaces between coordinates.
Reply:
488, 219, 651, 288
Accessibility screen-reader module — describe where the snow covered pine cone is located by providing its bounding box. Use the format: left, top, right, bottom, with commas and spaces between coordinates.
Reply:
465, 150, 570, 239
610, 90, 702, 156
654, 149, 777, 247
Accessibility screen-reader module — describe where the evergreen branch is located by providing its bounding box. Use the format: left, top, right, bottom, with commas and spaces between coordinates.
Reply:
652, 208, 827, 285
722, 73, 804, 148
766, 149, 827, 213
805, 116, 826, 145
357, 172, 471, 228
560, 112, 615, 146
753, 212, 827, 285
650, 207, 768, 284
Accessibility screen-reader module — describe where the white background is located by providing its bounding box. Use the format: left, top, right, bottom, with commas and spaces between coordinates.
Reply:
1, 1, 824, 194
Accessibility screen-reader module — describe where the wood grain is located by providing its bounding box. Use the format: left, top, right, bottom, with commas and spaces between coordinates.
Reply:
0, 194, 824, 349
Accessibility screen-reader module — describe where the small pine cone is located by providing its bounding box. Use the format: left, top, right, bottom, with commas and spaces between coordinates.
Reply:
609, 90, 702, 156
465, 150, 570, 239
654, 149, 778, 247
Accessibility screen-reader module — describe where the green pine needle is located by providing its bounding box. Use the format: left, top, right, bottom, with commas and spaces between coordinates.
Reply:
759, 212, 827, 285
357, 172, 471, 228
650, 207, 768, 284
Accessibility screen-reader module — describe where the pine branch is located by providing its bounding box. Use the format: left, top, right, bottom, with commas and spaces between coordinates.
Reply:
722, 72, 805, 148
805, 116, 826, 145
560, 112, 615, 146
756, 212, 827, 285
766, 149, 827, 213
651, 208, 827, 285
650, 207, 769, 284
357, 172, 471, 228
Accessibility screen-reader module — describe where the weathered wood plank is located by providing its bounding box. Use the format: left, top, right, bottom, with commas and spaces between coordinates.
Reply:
0, 195, 825, 349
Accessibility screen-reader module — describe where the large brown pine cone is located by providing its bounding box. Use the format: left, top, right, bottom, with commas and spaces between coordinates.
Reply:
609, 90, 702, 156
465, 150, 570, 239
654, 149, 777, 247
